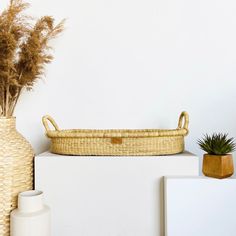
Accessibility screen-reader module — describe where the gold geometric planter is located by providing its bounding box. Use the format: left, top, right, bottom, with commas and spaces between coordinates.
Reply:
202, 154, 234, 179
0, 118, 34, 236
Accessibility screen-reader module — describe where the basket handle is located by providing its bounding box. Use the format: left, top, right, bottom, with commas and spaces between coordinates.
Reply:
177, 111, 189, 132
42, 115, 60, 132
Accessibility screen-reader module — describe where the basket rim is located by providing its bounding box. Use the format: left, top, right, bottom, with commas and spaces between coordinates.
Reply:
45, 127, 188, 138
42, 111, 189, 138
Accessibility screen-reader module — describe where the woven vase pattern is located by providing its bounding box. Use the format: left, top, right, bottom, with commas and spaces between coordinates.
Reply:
0, 118, 34, 236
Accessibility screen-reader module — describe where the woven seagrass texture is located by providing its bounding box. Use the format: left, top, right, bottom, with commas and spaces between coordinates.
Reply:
43, 111, 189, 156
0, 118, 34, 236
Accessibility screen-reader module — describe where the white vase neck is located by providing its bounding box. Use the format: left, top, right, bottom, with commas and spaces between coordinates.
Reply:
18, 190, 44, 213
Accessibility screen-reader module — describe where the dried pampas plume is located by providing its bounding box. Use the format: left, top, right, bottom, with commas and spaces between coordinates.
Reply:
0, 0, 65, 117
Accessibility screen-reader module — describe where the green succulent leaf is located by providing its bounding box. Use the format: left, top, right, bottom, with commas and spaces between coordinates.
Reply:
197, 133, 236, 155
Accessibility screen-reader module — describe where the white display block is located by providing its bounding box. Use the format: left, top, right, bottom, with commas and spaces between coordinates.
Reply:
164, 176, 236, 236
35, 152, 198, 236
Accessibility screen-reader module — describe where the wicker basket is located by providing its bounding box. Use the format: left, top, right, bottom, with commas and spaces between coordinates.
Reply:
42, 111, 189, 156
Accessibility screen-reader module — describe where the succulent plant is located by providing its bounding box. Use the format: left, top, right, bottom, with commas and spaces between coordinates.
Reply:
197, 133, 236, 155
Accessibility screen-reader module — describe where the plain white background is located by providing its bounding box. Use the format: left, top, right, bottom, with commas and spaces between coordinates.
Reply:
165, 177, 236, 236
2, 0, 236, 160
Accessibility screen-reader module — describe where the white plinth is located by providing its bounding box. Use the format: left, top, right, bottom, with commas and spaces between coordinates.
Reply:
164, 176, 236, 236
35, 151, 199, 236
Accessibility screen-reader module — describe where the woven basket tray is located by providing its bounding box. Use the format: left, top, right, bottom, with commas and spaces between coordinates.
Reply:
42, 111, 189, 156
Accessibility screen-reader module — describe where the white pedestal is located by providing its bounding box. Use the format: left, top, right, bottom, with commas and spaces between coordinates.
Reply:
35, 152, 199, 236
164, 176, 236, 236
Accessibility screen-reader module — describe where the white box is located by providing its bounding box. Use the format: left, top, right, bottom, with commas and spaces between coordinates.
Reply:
35, 152, 199, 236
164, 176, 236, 236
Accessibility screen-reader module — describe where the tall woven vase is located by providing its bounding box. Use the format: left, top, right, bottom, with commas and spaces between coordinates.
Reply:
0, 117, 34, 236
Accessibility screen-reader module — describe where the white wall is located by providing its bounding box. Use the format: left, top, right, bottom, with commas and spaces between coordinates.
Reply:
2, 0, 236, 161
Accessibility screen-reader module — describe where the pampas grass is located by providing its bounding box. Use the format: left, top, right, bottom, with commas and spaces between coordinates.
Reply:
0, 0, 64, 117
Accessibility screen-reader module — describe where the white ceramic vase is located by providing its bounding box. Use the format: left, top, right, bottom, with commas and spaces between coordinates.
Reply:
10, 190, 50, 236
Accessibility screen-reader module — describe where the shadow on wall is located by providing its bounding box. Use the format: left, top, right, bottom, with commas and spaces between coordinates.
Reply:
38, 139, 50, 155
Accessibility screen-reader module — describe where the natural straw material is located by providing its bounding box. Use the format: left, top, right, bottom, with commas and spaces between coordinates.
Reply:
0, 118, 34, 236
0, 0, 64, 117
43, 112, 189, 156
